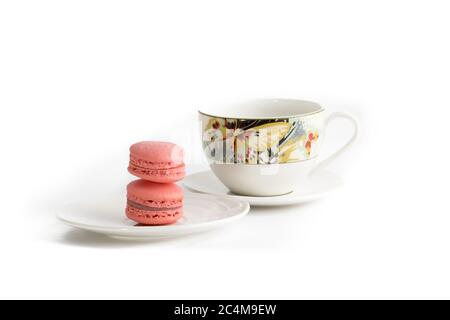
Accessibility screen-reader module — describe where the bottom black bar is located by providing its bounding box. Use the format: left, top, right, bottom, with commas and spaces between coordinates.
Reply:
1, 300, 445, 318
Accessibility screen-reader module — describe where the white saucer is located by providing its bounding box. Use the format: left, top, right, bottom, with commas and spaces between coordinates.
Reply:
57, 193, 250, 240
183, 170, 343, 206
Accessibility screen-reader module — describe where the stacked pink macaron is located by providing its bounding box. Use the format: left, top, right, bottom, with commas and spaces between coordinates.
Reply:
126, 141, 185, 225
128, 141, 185, 183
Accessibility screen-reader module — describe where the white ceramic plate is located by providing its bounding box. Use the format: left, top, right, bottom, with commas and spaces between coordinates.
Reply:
183, 170, 342, 206
57, 193, 250, 240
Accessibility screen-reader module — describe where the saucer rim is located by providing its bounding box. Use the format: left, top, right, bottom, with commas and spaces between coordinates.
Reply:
182, 169, 343, 206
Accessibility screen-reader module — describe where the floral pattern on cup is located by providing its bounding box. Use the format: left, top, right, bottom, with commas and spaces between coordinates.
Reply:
201, 115, 321, 164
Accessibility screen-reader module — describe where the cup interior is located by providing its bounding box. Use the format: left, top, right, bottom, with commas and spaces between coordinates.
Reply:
199, 99, 323, 119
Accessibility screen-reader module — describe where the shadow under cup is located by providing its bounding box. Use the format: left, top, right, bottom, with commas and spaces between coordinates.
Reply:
199, 99, 358, 196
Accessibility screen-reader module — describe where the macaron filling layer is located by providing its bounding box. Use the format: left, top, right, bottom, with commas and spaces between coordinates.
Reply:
129, 157, 182, 169
126, 199, 182, 212
128, 163, 185, 176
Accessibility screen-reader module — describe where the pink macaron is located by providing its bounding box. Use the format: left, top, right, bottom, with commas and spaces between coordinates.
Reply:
128, 141, 185, 183
126, 179, 184, 225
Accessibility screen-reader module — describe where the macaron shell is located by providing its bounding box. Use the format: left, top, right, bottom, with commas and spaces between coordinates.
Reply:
126, 179, 184, 203
126, 205, 183, 225
128, 163, 185, 183
130, 141, 184, 165
128, 141, 185, 182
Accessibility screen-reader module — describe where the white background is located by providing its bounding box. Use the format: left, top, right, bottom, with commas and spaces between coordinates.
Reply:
1, 0, 449, 299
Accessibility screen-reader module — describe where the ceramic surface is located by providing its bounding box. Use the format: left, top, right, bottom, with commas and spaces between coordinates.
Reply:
183, 170, 343, 206
201, 112, 322, 164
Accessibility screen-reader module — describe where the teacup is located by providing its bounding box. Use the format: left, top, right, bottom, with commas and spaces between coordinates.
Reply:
199, 99, 358, 196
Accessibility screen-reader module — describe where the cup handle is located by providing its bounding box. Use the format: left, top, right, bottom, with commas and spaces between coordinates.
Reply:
310, 111, 359, 175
